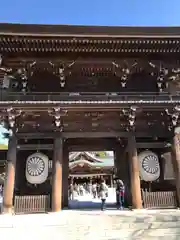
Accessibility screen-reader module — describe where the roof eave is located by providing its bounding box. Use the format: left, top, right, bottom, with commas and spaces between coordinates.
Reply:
1, 23, 180, 38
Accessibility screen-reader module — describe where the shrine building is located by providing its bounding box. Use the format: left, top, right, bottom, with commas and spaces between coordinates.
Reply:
67, 151, 114, 185
0, 23, 180, 214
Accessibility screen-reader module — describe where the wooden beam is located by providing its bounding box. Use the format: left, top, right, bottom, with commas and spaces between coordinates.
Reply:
17, 144, 53, 150
124, 142, 169, 152
15, 141, 168, 151
68, 145, 115, 151
16, 130, 172, 139
63, 131, 171, 139
136, 142, 168, 149
16, 132, 58, 139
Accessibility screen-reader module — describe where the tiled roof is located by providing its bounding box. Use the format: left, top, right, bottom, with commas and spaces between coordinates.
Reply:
48, 152, 114, 169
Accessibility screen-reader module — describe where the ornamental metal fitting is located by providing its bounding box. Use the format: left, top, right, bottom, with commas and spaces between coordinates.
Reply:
157, 68, 168, 92
6, 107, 22, 129
49, 61, 75, 88
128, 106, 136, 127
124, 106, 137, 131
169, 68, 180, 83
165, 106, 180, 128
48, 107, 67, 130
112, 61, 137, 88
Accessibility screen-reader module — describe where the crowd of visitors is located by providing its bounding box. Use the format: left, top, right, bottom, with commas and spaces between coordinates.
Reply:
69, 179, 125, 211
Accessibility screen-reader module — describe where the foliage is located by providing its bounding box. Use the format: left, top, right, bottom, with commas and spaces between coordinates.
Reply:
0, 144, 8, 150
2, 132, 10, 139
94, 151, 107, 158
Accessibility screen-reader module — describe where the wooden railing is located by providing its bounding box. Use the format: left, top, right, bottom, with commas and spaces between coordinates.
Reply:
142, 190, 177, 209
0, 91, 179, 102
14, 195, 50, 214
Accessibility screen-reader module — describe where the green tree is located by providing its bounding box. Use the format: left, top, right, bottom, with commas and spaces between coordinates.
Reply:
95, 151, 107, 158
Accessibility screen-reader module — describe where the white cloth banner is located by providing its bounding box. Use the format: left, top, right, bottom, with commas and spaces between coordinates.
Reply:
26, 152, 49, 184
138, 150, 160, 182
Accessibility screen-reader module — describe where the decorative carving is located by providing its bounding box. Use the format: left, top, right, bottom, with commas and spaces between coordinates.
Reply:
48, 107, 67, 130
6, 107, 22, 130
49, 61, 75, 88
18, 61, 36, 92
148, 61, 169, 92
0, 67, 15, 90
0, 61, 36, 92
122, 106, 137, 130
168, 68, 180, 92
112, 60, 138, 87
165, 106, 180, 130
128, 106, 136, 130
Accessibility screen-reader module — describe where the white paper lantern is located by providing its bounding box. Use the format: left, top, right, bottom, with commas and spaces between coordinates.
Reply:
26, 152, 49, 184
138, 150, 160, 182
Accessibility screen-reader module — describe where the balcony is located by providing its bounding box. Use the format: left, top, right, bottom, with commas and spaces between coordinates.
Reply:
0, 91, 180, 102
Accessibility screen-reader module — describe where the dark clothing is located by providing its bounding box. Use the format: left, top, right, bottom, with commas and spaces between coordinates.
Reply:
99, 183, 106, 192
101, 199, 106, 211
69, 191, 74, 200
116, 181, 125, 209
116, 193, 124, 209
116, 183, 125, 193
69, 184, 74, 200
92, 191, 96, 198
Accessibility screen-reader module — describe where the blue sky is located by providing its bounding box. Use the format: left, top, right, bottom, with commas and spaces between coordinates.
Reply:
0, 0, 180, 26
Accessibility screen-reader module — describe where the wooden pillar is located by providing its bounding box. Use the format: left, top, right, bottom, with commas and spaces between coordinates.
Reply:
171, 131, 180, 206
110, 175, 113, 187
51, 137, 63, 212
128, 135, 142, 209
114, 146, 131, 204
114, 149, 121, 178
62, 145, 69, 208
3, 135, 17, 214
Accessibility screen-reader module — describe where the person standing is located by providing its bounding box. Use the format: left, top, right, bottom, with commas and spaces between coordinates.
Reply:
69, 183, 74, 200
92, 183, 97, 198
79, 184, 84, 196
99, 180, 108, 211
96, 183, 100, 198
116, 179, 125, 210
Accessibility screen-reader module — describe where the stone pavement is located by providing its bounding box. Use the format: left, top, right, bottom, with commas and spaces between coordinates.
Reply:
69, 187, 116, 209
1, 210, 180, 239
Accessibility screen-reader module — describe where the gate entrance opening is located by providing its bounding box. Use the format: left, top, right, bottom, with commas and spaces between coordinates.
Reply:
68, 151, 115, 209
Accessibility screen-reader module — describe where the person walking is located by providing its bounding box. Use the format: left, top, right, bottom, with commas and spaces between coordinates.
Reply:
116, 179, 125, 210
69, 183, 74, 200
79, 184, 84, 196
92, 183, 97, 198
99, 180, 108, 211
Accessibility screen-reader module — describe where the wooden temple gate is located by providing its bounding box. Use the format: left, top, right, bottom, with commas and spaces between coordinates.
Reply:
4, 133, 180, 214
0, 23, 180, 213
